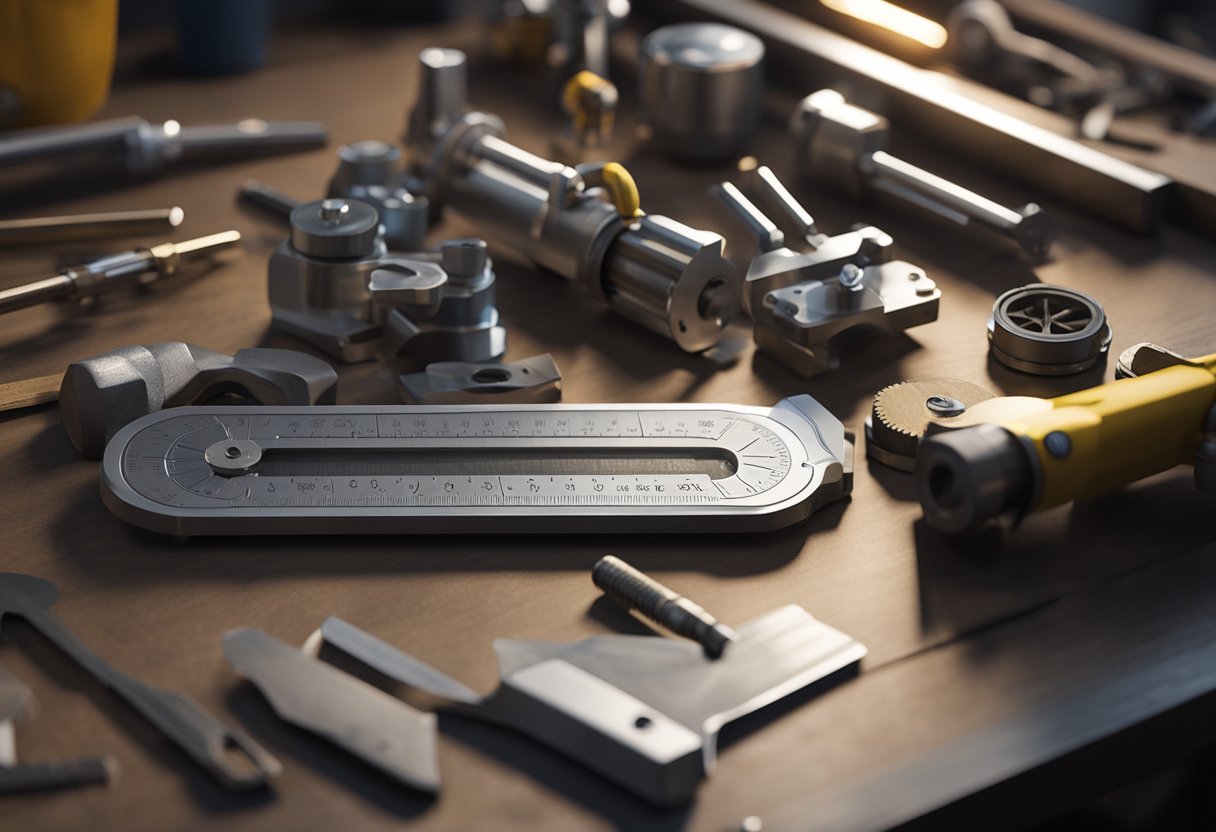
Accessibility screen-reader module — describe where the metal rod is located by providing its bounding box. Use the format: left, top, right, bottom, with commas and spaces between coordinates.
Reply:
0, 208, 184, 247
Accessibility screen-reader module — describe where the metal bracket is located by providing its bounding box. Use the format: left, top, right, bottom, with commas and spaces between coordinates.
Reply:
398, 354, 561, 404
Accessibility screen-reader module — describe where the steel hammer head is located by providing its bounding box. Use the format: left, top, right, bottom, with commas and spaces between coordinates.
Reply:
790, 89, 890, 199
59, 342, 338, 458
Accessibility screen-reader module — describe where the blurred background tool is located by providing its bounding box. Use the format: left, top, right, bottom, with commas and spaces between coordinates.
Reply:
915, 343, 1216, 533
0, 116, 326, 176
792, 88, 1056, 257
0, 664, 116, 794
0, 0, 118, 128
0, 207, 183, 247
0, 230, 240, 316
657, 0, 1174, 231
638, 22, 765, 162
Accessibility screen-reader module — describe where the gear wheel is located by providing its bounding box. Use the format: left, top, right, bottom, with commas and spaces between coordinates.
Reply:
865, 377, 996, 471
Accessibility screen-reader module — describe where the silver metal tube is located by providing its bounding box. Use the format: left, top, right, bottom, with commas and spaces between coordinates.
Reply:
0, 208, 184, 247
866, 151, 1024, 229
0, 275, 73, 314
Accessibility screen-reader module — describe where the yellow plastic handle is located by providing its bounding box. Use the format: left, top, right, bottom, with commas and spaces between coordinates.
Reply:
0, 0, 118, 126
601, 162, 642, 219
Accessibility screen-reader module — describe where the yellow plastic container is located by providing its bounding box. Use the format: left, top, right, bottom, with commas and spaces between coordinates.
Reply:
0, 0, 118, 127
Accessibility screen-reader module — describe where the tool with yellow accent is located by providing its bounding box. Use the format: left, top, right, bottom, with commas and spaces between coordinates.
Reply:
553, 70, 617, 164
915, 343, 1216, 533
404, 48, 738, 352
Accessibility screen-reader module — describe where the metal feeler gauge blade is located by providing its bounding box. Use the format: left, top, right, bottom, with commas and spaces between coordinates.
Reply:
99, 396, 853, 535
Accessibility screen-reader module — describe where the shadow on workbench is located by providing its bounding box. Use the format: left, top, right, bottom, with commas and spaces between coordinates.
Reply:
44, 492, 843, 588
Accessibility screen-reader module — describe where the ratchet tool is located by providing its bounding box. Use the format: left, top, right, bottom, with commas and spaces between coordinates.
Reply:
99, 396, 852, 536
0, 230, 240, 315
916, 343, 1216, 533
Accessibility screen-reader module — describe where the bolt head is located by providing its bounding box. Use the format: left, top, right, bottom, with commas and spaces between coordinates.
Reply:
441, 238, 488, 279
318, 199, 350, 224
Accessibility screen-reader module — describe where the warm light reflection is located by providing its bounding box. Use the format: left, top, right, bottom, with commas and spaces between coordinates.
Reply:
820, 0, 949, 48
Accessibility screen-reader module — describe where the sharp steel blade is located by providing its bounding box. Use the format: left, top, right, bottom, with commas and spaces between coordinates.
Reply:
223, 628, 441, 793
0, 573, 279, 791
481, 605, 864, 805
317, 608, 864, 807
317, 617, 481, 705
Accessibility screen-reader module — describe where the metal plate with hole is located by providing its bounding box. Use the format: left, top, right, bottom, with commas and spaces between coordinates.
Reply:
99, 396, 853, 535
988, 284, 1111, 375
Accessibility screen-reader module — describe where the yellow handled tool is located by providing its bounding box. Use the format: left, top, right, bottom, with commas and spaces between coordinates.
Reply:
915, 343, 1216, 533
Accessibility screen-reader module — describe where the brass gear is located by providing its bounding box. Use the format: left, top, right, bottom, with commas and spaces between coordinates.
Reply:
865, 377, 996, 471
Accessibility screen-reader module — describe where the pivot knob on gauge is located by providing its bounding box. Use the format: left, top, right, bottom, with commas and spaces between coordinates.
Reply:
205, 439, 262, 476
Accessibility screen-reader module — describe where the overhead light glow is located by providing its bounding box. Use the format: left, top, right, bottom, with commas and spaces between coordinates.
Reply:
820, 0, 949, 49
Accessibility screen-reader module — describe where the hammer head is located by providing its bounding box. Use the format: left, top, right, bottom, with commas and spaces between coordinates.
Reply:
790, 89, 889, 200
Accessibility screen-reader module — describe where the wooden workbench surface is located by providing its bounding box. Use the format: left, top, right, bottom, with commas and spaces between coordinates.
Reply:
1, 19, 1214, 832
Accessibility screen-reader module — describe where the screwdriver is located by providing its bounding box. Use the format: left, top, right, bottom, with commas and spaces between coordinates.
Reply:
592, 555, 740, 659
0, 230, 240, 315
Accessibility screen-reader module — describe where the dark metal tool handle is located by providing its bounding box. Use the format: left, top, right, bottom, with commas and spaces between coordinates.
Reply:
0, 756, 116, 794
592, 555, 739, 659
238, 180, 302, 222
177, 120, 327, 161
0, 116, 143, 167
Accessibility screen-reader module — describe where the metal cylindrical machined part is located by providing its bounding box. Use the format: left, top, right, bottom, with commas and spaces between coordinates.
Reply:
601, 216, 737, 352
290, 199, 380, 259
592, 555, 738, 659
407, 48, 468, 153
639, 23, 765, 161
988, 284, 1111, 375
332, 140, 401, 189
406, 47, 736, 351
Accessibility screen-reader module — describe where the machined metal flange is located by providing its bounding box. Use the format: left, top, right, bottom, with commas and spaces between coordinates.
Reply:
988, 284, 1111, 375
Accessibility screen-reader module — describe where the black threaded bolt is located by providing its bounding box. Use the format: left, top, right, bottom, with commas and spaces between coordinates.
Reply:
592, 555, 738, 659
